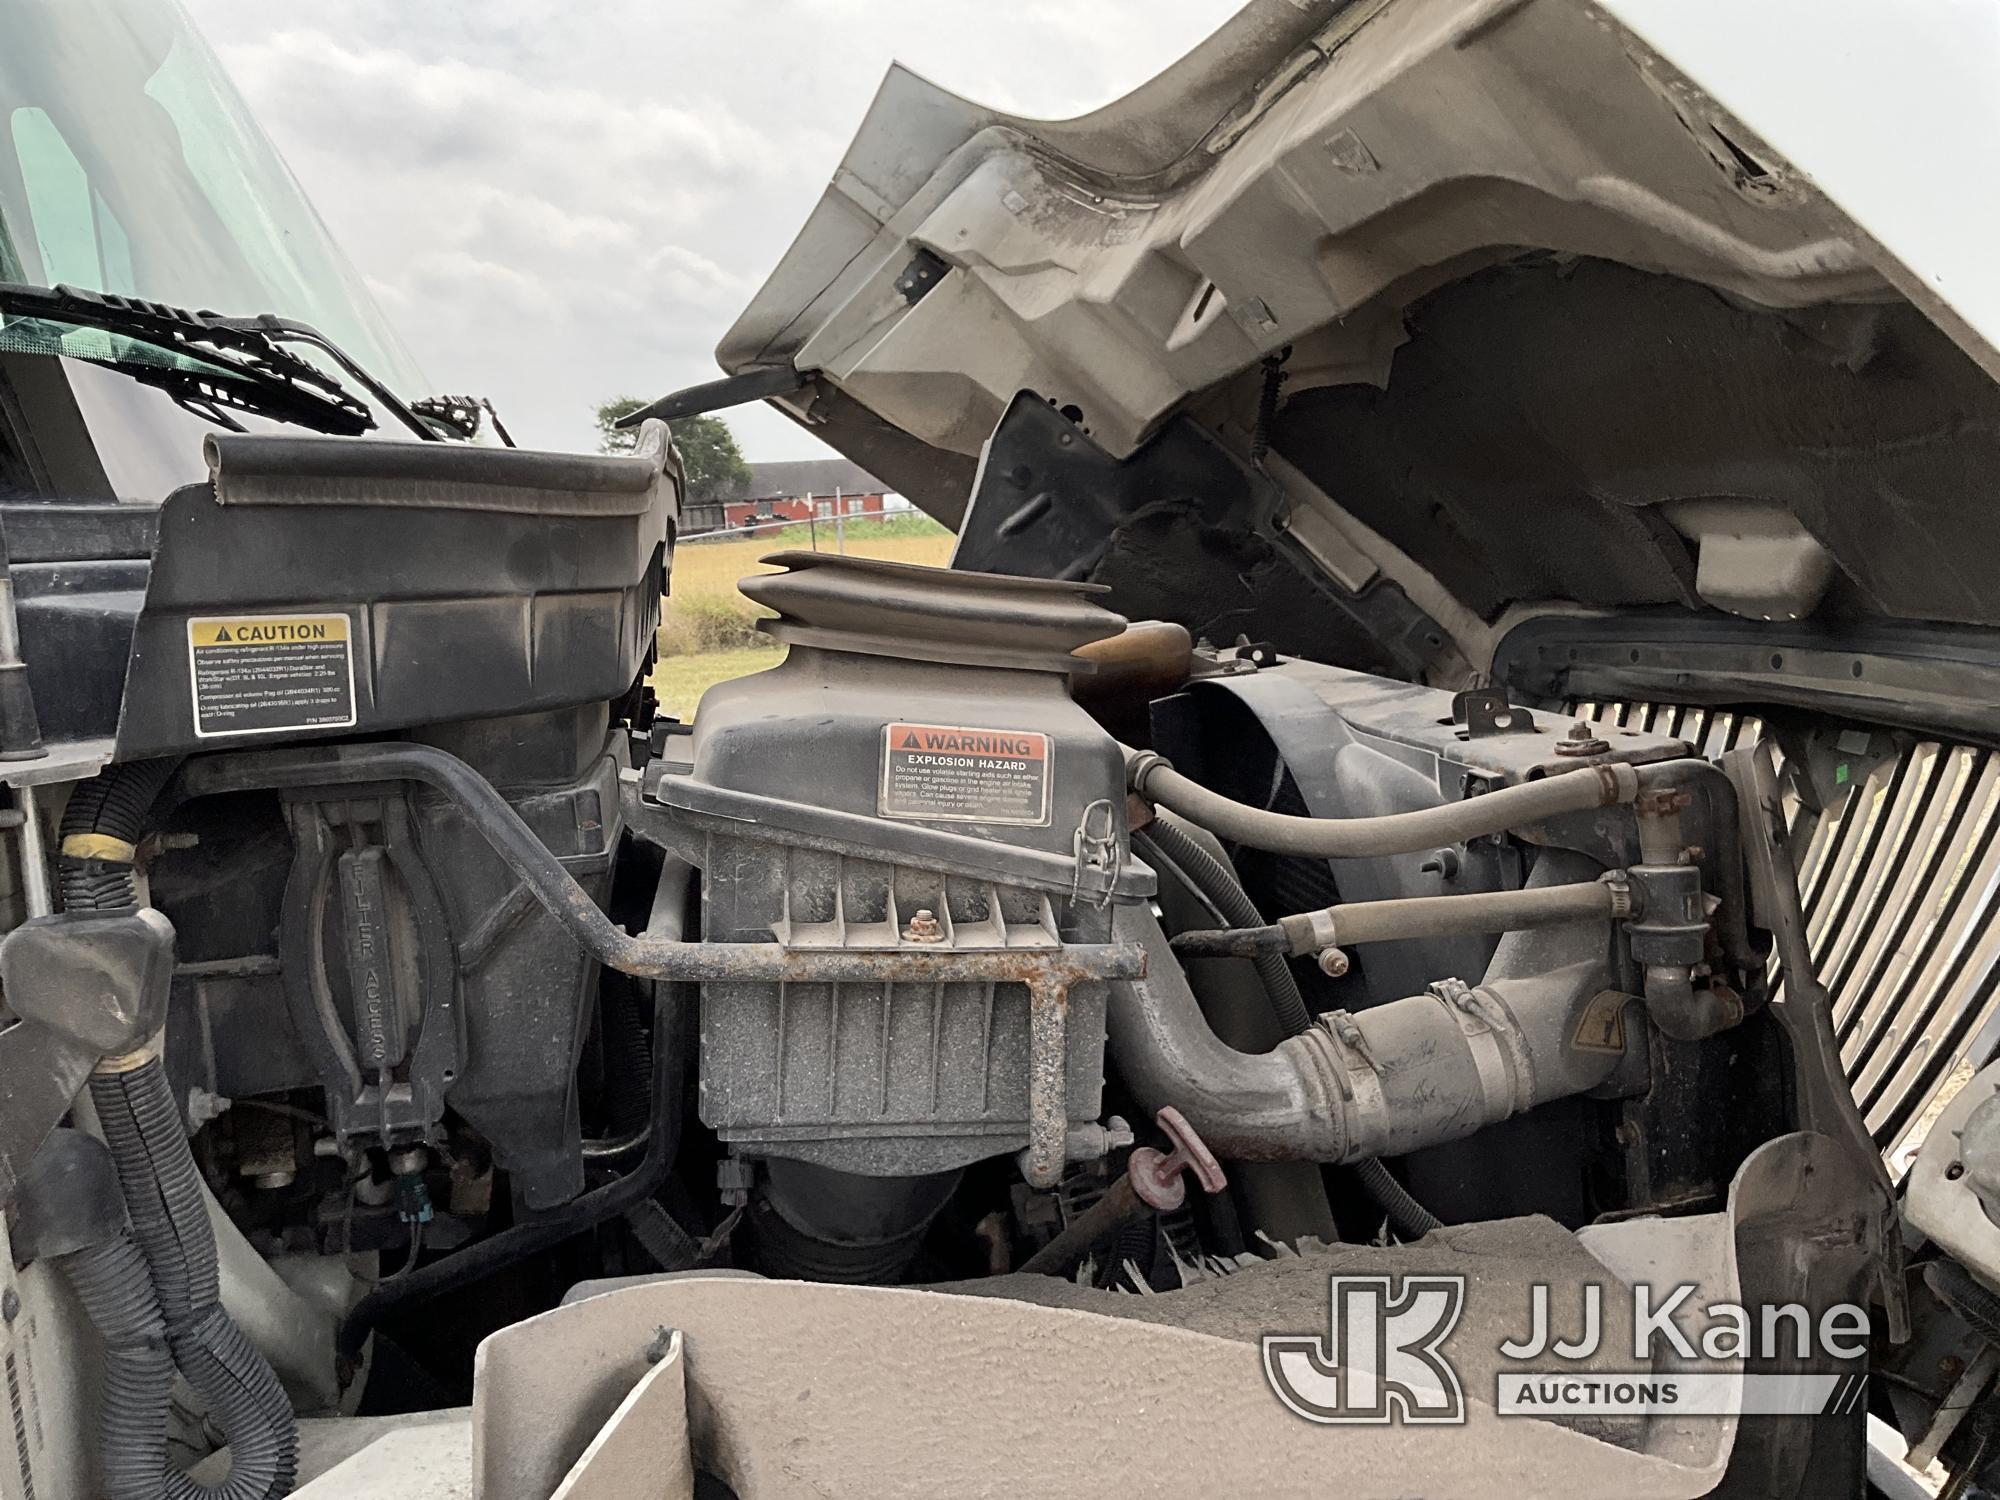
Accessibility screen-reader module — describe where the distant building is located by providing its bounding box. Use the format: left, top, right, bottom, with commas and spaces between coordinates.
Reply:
686, 458, 891, 536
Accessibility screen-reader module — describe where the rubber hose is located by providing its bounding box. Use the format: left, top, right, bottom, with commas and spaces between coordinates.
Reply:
91, 1061, 296, 1499
1351, 1157, 1441, 1240
1137, 818, 1311, 1037
162, 1310, 293, 1500
57, 757, 179, 911
1127, 746, 1641, 860
57, 1236, 177, 1500
1137, 819, 1440, 1239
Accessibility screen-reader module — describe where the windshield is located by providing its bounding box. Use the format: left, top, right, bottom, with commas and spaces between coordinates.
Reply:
0, 0, 424, 394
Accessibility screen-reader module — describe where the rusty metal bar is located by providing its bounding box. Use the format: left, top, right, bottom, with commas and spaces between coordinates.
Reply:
1024, 977, 1070, 1189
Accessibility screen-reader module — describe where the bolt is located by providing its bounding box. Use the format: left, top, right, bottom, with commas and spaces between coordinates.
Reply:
903, 909, 945, 943
1418, 847, 1461, 880
1555, 721, 1611, 758
1318, 947, 1350, 979
1333, 1015, 1364, 1047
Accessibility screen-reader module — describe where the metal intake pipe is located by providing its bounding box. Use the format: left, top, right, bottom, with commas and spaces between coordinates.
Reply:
1106, 862, 1626, 1164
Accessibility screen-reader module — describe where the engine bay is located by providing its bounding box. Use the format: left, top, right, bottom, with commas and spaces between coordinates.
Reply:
0, 414, 1904, 1496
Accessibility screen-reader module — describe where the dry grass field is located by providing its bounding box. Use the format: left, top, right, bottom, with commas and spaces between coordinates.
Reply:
650, 518, 955, 719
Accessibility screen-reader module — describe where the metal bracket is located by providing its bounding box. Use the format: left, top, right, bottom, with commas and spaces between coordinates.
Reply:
1453, 687, 1536, 738
1070, 798, 1122, 910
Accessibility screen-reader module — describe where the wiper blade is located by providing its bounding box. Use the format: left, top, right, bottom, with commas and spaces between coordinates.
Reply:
0, 283, 431, 439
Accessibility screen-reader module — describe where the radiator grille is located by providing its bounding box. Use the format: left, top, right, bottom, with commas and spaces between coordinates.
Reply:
1572, 699, 1994, 1183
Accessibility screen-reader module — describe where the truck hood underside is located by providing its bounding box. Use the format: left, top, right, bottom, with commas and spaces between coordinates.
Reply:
719, 0, 2000, 716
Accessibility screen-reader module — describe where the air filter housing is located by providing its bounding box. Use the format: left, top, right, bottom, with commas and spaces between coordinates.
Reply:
648, 552, 1152, 1177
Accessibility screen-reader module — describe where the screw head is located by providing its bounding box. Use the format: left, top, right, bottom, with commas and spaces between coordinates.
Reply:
1318, 947, 1350, 978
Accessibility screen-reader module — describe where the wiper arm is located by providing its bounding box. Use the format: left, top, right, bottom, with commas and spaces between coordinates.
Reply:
0, 283, 436, 440
212, 310, 438, 441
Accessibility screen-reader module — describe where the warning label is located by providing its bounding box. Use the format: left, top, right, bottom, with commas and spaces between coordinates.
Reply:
1571, 990, 1632, 1055
880, 722, 1052, 826
187, 613, 357, 738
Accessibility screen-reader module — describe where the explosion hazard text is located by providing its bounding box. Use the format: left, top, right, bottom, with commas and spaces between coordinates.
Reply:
880, 722, 1052, 826
187, 613, 357, 739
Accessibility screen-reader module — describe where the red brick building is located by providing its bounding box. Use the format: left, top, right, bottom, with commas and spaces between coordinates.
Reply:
686, 459, 889, 536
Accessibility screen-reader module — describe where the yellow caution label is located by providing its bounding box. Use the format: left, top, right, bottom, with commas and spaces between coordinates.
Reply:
1571, 990, 1633, 1054
190, 616, 349, 648
187, 612, 357, 738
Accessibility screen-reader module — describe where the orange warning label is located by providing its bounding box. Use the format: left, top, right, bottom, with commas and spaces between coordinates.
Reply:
880, 722, 1051, 826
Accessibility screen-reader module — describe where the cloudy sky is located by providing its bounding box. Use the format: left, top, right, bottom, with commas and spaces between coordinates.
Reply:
177, 0, 1240, 461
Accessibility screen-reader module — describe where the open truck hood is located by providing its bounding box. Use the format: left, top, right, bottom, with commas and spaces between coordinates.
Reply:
720, 0, 2000, 727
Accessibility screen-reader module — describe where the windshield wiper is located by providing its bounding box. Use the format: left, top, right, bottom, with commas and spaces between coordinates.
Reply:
0, 282, 436, 440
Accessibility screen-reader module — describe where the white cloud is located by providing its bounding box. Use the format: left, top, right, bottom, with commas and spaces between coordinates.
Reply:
179, 0, 1243, 459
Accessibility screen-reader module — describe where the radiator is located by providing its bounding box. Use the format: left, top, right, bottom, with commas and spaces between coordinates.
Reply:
1572, 699, 1996, 1184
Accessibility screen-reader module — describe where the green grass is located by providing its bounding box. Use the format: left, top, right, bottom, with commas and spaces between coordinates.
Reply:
651, 644, 785, 721
752, 512, 952, 549
652, 521, 956, 717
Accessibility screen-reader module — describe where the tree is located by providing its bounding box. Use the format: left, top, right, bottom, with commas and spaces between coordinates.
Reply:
595, 396, 752, 501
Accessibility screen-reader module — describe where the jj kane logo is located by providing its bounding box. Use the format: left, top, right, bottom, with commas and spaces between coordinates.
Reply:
1262, 1276, 1467, 1425
1263, 1275, 1871, 1424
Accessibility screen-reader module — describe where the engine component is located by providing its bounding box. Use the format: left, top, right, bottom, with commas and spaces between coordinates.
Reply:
154, 709, 630, 1211
1108, 855, 1630, 1164
1016, 1106, 1225, 1275
1907, 1059, 2000, 1287
1125, 743, 1643, 860
647, 551, 1153, 1183
1164, 878, 1625, 959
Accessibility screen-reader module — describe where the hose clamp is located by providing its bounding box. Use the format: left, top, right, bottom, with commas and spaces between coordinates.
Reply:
1124, 749, 1171, 798
1319, 1010, 1391, 1162
1601, 870, 1635, 920
1431, 980, 1522, 1126
1284, 906, 1340, 958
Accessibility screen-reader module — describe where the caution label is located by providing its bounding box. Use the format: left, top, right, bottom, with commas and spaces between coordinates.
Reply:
187, 613, 357, 738
880, 722, 1052, 826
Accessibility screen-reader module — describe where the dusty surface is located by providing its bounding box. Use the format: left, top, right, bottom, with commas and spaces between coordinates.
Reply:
934, 1215, 1650, 1448
471, 1260, 1726, 1500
